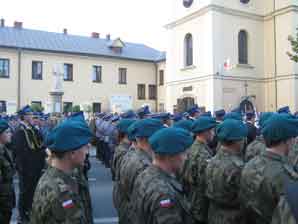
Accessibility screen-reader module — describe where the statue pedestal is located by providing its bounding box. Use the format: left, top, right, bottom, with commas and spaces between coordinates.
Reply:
50, 91, 64, 115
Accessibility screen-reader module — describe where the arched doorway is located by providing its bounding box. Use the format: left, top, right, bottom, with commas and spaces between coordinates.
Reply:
177, 96, 195, 113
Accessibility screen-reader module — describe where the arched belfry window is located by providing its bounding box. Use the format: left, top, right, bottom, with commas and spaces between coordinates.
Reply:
238, 30, 248, 64
184, 33, 193, 66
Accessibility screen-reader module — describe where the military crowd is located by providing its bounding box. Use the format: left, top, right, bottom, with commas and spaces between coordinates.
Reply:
1, 104, 298, 224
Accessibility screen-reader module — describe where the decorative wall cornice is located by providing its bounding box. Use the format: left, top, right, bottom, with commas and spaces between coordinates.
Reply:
165, 4, 298, 29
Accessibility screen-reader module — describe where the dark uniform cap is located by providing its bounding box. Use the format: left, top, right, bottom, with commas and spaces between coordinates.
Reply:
277, 106, 290, 114
121, 110, 137, 119
188, 106, 200, 116
258, 112, 275, 129
133, 118, 165, 138
173, 120, 193, 132
215, 109, 226, 118
47, 119, 92, 152
216, 119, 248, 141
262, 113, 298, 142
149, 128, 193, 155
172, 113, 183, 122
223, 112, 242, 121
116, 119, 136, 134
191, 116, 217, 134
151, 113, 171, 120
137, 105, 151, 117
246, 111, 256, 120
0, 119, 9, 134
111, 115, 120, 123
201, 111, 212, 117
17, 105, 33, 115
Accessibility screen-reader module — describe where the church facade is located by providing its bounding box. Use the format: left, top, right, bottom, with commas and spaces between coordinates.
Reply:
165, 0, 298, 113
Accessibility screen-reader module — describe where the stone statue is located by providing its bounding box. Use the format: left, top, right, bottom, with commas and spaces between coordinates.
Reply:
52, 64, 64, 92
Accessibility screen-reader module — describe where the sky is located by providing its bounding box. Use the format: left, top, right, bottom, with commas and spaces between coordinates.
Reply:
1, 0, 172, 51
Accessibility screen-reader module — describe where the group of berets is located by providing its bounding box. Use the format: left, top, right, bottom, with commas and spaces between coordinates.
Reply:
1, 103, 298, 223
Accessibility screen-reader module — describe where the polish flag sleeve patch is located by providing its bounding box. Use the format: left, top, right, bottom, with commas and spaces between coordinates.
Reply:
62, 199, 75, 209
160, 199, 175, 208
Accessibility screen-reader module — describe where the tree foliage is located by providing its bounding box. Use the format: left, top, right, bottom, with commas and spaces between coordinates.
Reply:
287, 28, 298, 63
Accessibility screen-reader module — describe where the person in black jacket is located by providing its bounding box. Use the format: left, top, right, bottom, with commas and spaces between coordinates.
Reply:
12, 105, 46, 224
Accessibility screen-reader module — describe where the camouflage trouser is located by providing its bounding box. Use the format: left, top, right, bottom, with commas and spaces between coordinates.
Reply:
112, 182, 130, 224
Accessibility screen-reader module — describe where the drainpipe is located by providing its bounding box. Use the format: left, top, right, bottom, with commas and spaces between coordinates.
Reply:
17, 48, 22, 110
155, 63, 159, 112
273, 0, 278, 110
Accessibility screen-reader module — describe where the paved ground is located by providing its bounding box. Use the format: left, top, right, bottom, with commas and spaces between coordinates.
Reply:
12, 148, 118, 224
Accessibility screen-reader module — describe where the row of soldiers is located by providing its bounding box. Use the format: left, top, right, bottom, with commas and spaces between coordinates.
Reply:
109, 105, 298, 224
0, 105, 92, 224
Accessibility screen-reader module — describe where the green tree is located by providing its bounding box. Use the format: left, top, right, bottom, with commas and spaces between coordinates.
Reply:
72, 105, 81, 112
287, 28, 298, 62
31, 103, 44, 112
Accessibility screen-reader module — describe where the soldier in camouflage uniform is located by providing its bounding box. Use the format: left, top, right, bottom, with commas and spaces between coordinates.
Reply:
111, 119, 135, 223
205, 119, 248, 224
244, 112, 274, 162
119, 119, 164, 223
30, 115, 93, 224
181, 116, 217, 224
240, 113, 298, 224
131, 128, 194, 224
271, 180, 298, 224
0, 119, 15, 224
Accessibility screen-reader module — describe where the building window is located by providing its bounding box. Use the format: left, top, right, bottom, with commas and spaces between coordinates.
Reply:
184, 33, 193, 66
138, 84, 146, 100
32, 61, 43, 80
240, 0, 250, 4
63, 102, 73, 113
238, 30, 248, 64
0, 101, 6, 113
0, 59, 9, 78
64, 63, 73, 81
92, 65, 102, 83
92, 103, 101, 113
159, 103, 165, 112
31, 101, 42, 110
159, 70, 164, 86
149, 85, 157, 100
119, 68, 127, 84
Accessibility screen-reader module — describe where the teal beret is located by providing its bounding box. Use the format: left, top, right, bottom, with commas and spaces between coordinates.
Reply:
262, 114, 298, 142
0, 119, 9, 134
223, 112, 242, 121
47, 119, 92, 152
127, 121, 137, 141
258, 112, 275, 129
133, 119, 165, 138
191, 116, 217, 133
173, 120, 193, 132
149, 128, 193, 155
116, 119, 136, 134
217, 119, 248, 141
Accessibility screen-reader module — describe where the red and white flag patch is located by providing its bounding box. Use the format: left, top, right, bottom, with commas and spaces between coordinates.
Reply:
62, 199, 75, 209
160, 199, 174, 208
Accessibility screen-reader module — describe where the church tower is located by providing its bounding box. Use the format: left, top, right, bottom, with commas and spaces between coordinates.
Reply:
165, 0, 298, 113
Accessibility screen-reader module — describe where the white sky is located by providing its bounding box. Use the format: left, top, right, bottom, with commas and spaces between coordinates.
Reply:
1, 0, 172, 51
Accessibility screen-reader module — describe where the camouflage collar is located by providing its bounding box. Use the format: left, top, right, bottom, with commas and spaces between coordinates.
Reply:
263, 150, 287, 162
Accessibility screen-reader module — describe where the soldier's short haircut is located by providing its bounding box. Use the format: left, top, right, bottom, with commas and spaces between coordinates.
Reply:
221, 140, 237, 146
264, 138, 284, 148
51, 151, 68, 159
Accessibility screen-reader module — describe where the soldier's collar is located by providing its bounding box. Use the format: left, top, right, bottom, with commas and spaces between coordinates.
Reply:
263, 150, 286, 162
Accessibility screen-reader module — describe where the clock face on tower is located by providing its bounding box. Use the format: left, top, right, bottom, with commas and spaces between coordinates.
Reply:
183, 0, 193, 8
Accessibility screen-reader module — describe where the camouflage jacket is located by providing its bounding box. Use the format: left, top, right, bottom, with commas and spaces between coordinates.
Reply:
181, 140, 213, 223
30, 166, 88, 224
0, 144, 15, 213
271, 196, 296, 224
131, 165, 193, 224
72, 167, 93, 224
244, 136, 266, 162
111, 141, 131, 181
288, 143, 298, 167
118, 148, 152, 222
240, 150, 298, 224
205, 146, 245, 224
